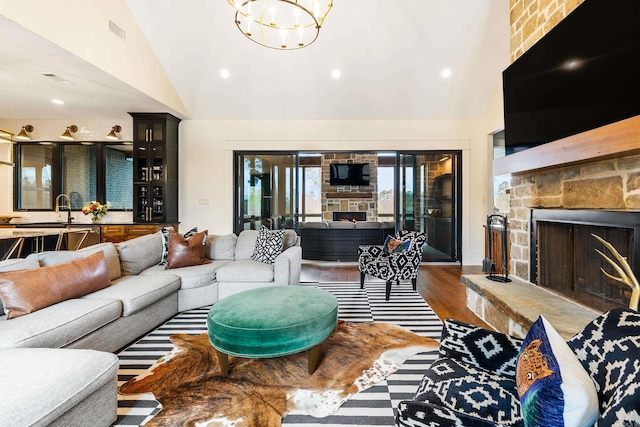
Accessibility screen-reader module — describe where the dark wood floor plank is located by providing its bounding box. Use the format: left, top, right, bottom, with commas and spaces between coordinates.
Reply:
301, 262, 490, 329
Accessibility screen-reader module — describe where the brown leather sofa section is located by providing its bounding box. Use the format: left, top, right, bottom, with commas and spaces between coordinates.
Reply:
0, 251, 111, 319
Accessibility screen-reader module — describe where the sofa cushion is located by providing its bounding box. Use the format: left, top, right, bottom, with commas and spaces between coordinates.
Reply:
0, 258, 40, 316
251, 226, 285, 264
116, 232, 163, 275
0, 348, 118, 427
235, 230, 259, 260
141, 260, 231, 290
27, 242, 122, 280
216, 259, 275, 283
414, 357, 523, 426
205, 233, 237, 260
516, 316, 598, 427
328, 221, 356, 229
439, 318, 522, 377
83, 274, 180, 316
160, 226, 198, 265
282, 229, 298, 251
355, 221, 382, 229
568, 308, 640, 426
166, 229, 210, 269
301, 221, 328, 229
0, 252, 111, 319
0, 298, 121, 349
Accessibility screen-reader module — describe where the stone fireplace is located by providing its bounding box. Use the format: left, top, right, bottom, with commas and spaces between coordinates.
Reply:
507, 151, 640, 285
322, 153, 378, 221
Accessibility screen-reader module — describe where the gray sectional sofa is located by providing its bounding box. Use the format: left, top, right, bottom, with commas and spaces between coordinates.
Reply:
0, 228, 301, 426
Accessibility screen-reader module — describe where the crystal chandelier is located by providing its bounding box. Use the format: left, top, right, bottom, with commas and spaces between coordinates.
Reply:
227, 0, 333, 50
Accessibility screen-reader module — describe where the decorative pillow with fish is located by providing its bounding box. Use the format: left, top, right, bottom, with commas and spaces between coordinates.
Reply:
516, 315, 599, 427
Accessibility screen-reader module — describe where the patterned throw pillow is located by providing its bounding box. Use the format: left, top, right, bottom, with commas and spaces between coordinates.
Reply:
382, 235, 411, 254
251, 226, 285, 264
516, 315, 599, 427
160, 227, 198, 265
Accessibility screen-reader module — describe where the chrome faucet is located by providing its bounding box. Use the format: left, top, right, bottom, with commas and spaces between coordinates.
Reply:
55, 193, 72, 223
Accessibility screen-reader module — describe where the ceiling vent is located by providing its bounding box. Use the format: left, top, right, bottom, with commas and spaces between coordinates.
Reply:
41, 73, 73, 85
109, 20, 126, 41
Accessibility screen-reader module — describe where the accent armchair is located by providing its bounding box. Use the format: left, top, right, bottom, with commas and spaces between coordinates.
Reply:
358, 230, 426, 300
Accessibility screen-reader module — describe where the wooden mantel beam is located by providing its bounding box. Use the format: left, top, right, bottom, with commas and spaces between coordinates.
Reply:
493, 115, 640, 176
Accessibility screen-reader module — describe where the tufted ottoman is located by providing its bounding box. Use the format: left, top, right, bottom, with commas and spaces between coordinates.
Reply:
207, 286, 338, 377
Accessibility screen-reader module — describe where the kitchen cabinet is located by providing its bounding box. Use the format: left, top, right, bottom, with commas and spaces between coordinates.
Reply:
129, 113, 180, 223
101, 223, 179, 243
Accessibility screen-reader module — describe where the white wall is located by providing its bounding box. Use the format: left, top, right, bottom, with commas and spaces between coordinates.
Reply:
178, 115, 498, 265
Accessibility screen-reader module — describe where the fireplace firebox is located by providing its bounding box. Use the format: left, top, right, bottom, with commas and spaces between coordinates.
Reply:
531, 209, 640, 312
333, 211, 366, 222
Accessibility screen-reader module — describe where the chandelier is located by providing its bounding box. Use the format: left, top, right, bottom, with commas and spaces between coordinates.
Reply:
227, 0, 333, 50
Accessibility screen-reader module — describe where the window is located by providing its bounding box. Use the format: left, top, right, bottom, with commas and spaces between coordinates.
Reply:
63, 144, 97, 210
15, 142, 133, 211
106, 145, 133, 210
377, 165, 395, 221
18, 144, 53, 209
299, 166, 322, 222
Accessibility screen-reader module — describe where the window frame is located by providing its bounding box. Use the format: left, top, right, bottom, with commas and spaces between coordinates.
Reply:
14, 141, 133, 211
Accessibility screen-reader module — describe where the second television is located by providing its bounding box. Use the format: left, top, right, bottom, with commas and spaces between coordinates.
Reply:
329, 163, 370, 186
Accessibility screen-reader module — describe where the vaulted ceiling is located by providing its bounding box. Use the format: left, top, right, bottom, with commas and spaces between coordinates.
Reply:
0, 0, 510, 120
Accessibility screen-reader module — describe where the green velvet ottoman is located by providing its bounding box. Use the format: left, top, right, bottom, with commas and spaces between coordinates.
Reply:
207, 286, 338, 377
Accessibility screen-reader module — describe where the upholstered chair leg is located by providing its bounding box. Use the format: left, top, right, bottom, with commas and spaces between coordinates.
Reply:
386, 281, 392, 301
412, 277, 417, 291
360, 272, 365, 289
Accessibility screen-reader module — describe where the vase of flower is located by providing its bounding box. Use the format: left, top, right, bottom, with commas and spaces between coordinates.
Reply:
82, 201, 109, 224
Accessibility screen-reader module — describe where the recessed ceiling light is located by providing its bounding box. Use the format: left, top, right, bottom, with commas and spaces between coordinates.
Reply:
331, 69, 341, 79
51, 99, 64, 105
441, 68, 452, 79
220, 69, 230, 79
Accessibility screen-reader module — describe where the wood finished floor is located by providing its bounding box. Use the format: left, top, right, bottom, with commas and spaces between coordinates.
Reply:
301, 262, 490, 329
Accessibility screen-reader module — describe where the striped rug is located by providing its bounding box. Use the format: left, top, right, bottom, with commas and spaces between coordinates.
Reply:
115, 282, 442, 426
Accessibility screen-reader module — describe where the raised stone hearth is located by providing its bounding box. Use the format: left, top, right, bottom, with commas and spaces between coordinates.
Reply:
462, 274, 600, 339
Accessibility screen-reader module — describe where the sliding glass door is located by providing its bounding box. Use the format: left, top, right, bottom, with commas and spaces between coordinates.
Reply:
234, 153, 298, 233
233, 150, 462, 262
398, 152, 460, 262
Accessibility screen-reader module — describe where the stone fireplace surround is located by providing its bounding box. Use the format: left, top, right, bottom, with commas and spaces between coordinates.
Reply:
463, 116, 640, 336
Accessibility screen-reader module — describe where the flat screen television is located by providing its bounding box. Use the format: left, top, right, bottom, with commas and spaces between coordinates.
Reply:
329, 163, 370, 186
502, 0, 640, 155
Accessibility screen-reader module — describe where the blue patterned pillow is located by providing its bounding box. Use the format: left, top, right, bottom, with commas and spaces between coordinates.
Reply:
516, 316, 599, 427
382, 235, 411, 254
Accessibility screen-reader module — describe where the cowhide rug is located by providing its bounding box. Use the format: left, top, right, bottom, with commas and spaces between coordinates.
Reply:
119, 320, 438, 427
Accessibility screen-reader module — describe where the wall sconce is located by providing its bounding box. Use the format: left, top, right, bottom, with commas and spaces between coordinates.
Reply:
60, 125, 78, 140
16, 125, 34, 140
105, 125, 122, 140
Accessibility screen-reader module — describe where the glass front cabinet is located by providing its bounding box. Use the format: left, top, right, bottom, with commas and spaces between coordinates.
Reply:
130, 113, 180, 223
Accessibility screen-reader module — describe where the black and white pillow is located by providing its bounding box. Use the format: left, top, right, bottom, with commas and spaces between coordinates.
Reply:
251, 226, 285, 264
159, 227, 198, 265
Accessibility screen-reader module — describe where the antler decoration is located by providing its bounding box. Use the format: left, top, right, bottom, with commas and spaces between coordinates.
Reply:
592, 234, 639, 311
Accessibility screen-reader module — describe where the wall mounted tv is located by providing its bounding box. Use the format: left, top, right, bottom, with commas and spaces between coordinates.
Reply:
329, 163, 370, 186
502, 0, 640, 155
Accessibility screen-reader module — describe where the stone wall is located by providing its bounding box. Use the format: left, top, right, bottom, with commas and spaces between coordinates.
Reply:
322, 153, 378, 221
509, 0, 584, 62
